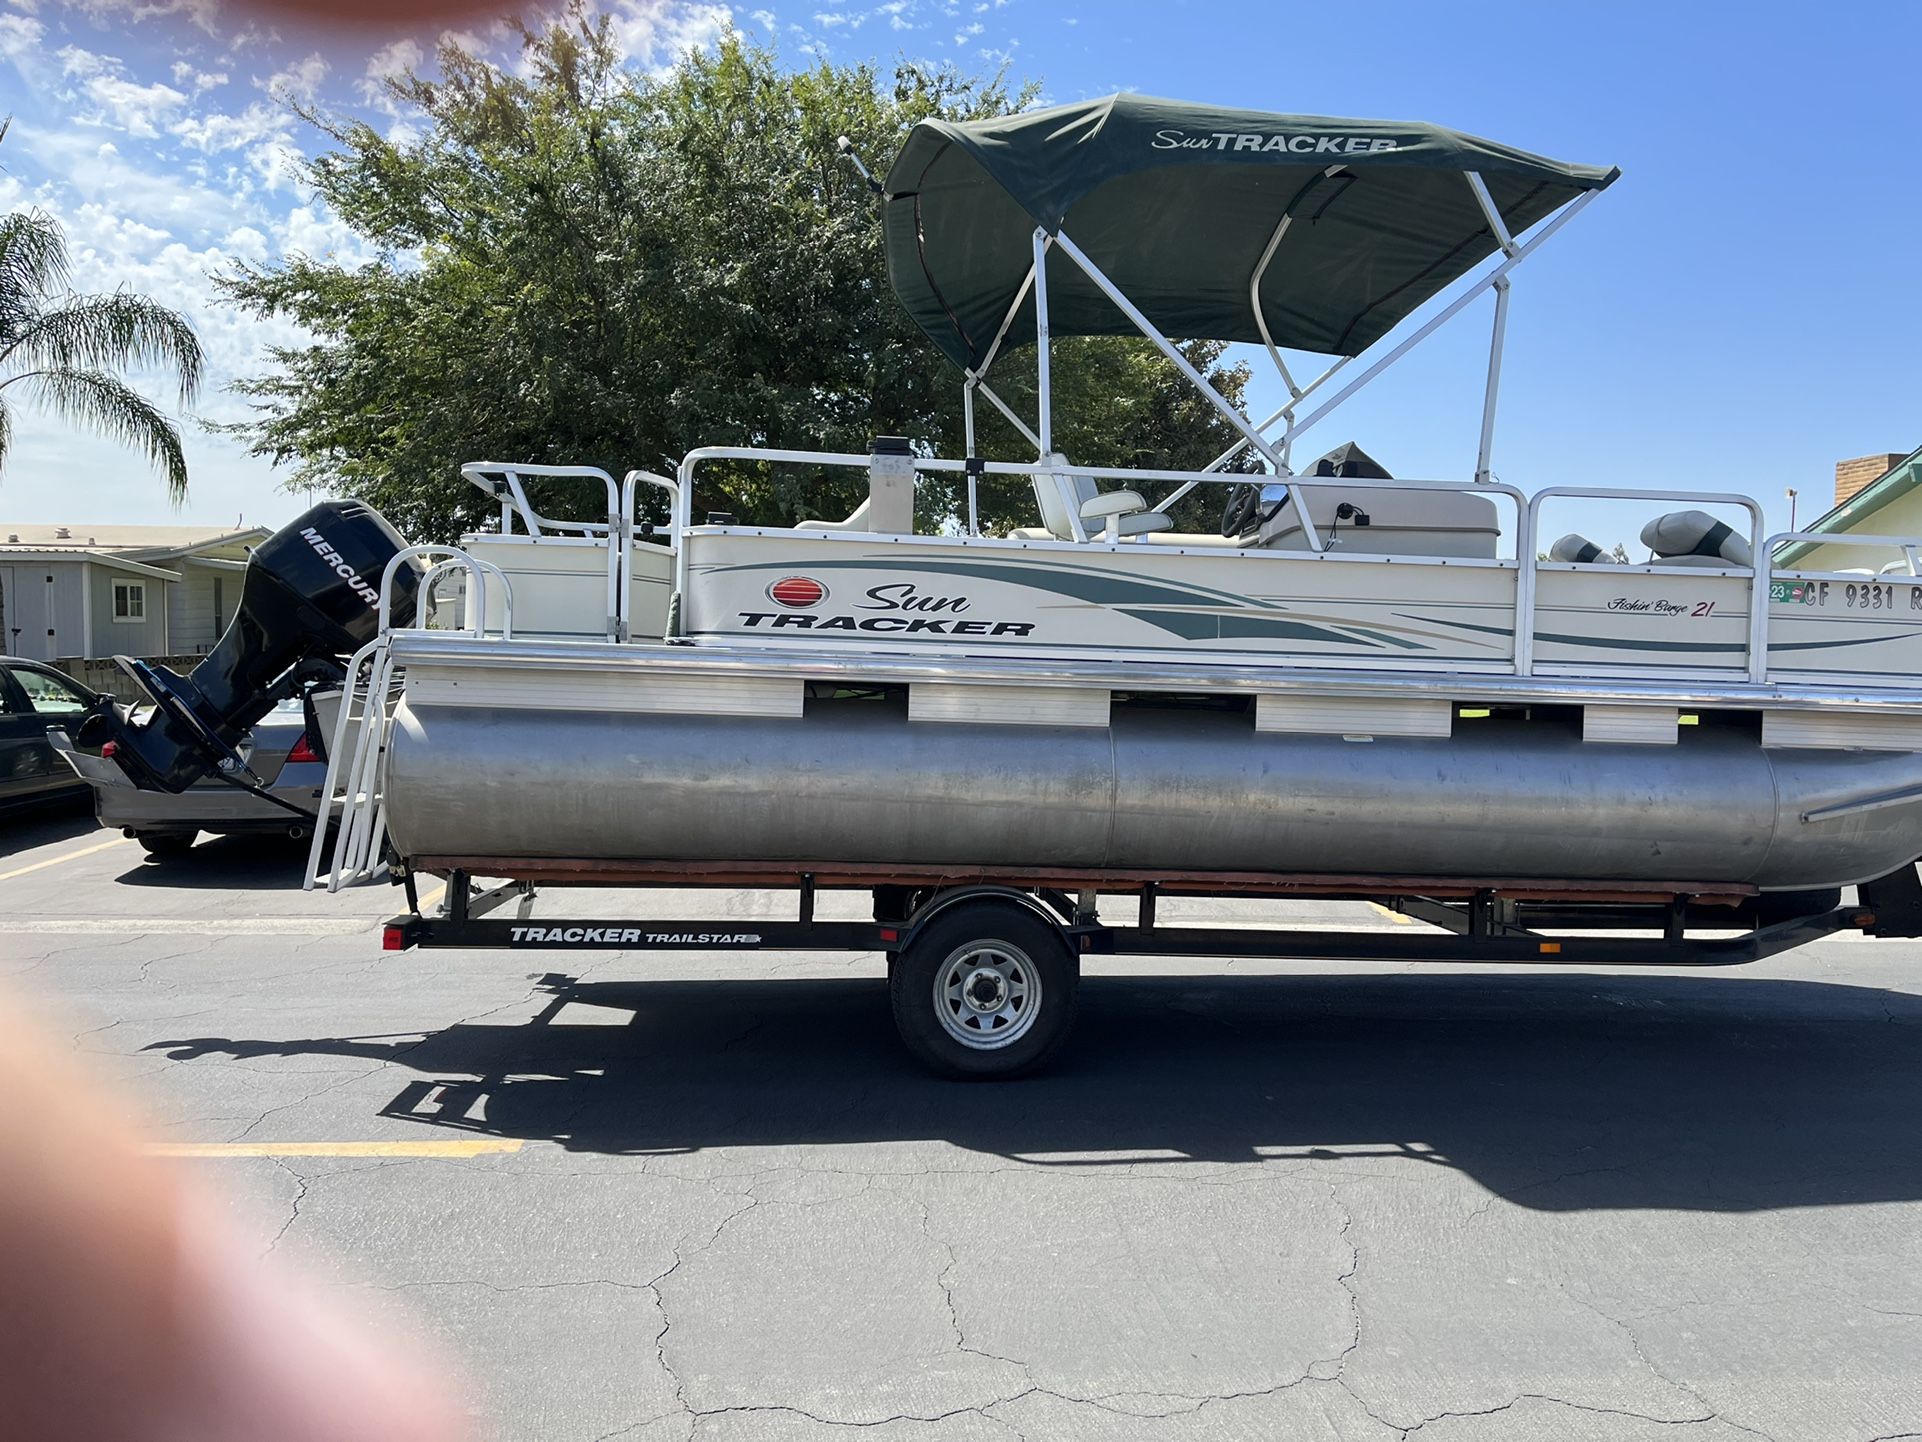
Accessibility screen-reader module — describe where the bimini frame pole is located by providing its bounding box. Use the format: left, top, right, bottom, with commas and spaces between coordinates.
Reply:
962, 380, 979, 534
1466, 172, 1520, 485
960, 254, 1046, 459
1049, 228, 1321, 551
1246, 166, 1349, 471
1287, 186, 1602, 455
1032, 227, 1053, 457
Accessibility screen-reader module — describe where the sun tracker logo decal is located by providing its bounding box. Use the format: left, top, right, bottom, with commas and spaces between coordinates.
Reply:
767, 576, 828, 608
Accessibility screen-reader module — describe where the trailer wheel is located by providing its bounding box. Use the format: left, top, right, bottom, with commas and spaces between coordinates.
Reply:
890, 901, 1077, 1079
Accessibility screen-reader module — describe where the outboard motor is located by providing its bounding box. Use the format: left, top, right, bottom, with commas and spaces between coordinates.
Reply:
89, 500, 418, 793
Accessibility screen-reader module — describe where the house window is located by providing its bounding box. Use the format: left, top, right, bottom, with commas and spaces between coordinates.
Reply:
112, 579, 146, 622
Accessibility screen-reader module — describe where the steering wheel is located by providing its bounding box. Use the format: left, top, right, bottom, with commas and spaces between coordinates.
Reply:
1219, 483, 1260, 537
1219, 482, 1288, 538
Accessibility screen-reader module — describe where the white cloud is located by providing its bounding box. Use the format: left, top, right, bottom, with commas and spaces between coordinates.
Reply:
953, 20, 982, 42
12, 126, 247, 234
280, 203, 375, 266
365, 36, 423, 83
358, 37, 422, 115
606, 0, 731, 70
0, 10, 42, 57
438, 27, 486, 58
170, 60, 229, 93
260, 51, 326, 103
7, 0, 41, 14
83, 73, 191, 137
56, 42, 112, 78
63, 0, 219, 36
170, 99, 289, 154
223, 224, 269, 262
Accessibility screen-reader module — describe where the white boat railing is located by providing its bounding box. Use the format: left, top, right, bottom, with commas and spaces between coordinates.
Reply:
461, 463, 627, 642
306, 546, 513, 892
1522, 487, 1766, 681
671, 443, 1530, 603
1766, 531, 1922, 578
616, 468, 682, 641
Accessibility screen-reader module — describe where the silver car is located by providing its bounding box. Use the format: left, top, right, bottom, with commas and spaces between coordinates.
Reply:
88, 697, 331, 859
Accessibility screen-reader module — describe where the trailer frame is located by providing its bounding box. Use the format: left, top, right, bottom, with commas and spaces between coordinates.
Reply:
379, 861, 1922, 1078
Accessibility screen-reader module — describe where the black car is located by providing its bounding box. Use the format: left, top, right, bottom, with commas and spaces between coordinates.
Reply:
0, 657, 112, 815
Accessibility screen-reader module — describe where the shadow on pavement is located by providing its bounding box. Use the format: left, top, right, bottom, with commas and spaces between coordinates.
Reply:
111, 832, 314, 890
148, 967, 1922, 1211
0, 799, 96, 855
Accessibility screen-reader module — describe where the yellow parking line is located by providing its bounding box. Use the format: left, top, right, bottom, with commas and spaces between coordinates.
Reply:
415, 880, 447, 911
1367, 901, 1414, 926
144, 1139, 524, 1158
0, 835, 130, 883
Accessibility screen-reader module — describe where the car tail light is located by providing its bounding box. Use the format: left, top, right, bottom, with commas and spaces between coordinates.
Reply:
286, 731, 321, 764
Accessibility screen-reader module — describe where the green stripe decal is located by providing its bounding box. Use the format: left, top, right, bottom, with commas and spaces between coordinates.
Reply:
1120, 609, 1366, 646
708, 555, 1272, 611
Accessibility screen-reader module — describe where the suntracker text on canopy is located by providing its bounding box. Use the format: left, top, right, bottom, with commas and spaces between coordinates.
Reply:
882, 92, 1619, 371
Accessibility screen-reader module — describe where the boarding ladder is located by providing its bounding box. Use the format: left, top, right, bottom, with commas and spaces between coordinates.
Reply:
305, 548, 512, 891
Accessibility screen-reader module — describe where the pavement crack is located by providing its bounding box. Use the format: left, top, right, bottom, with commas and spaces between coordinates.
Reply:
261, 1158, 309, 1259
907, 1193, 1034, 1375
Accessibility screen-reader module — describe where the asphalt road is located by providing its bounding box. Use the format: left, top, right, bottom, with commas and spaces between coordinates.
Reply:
5, 806, 1922, 1441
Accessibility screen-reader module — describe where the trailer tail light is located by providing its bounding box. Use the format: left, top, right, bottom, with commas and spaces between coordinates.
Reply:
382, 924, 407, 951
286, 731, 321, 764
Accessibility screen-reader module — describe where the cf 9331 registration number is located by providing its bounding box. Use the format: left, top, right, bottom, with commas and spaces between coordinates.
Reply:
1772, 580, 1922, 610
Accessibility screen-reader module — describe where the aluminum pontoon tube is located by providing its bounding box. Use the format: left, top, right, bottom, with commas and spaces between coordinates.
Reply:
380, 701, 1922, 891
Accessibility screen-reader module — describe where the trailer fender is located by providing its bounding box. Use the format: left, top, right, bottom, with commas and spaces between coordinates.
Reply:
896, 886, 1070, 956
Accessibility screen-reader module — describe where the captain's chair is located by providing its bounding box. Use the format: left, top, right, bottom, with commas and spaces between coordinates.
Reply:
1010, 454, 1175, 542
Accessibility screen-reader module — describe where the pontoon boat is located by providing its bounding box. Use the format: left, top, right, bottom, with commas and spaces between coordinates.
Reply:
70, 95, 1922, 1076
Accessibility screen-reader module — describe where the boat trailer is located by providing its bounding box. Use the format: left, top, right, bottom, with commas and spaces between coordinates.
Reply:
383, 861, 1922, 1077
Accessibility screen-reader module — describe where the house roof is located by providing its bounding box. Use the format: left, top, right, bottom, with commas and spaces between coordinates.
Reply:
1775, 445, 1922, 567
0, 546, 181, 581
0, 523, 271, 558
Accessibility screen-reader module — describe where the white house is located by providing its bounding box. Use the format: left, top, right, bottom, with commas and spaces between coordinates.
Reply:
0, 523, 273, 662
1776, 448, 1922, 574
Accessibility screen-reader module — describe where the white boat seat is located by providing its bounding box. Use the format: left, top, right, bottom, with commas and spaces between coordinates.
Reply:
796, 498, 871, 532
1027, 456, 1173, 541
1641, 509, 1753, 567
1549, 533, 1619, 564
1009, 512, 1177, 541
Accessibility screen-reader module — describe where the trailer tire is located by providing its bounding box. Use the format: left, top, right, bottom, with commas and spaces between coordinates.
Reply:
890, 901, 1077, 1080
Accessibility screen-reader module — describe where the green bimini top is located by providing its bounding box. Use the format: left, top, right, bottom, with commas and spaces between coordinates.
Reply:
881, 92, 1619, 372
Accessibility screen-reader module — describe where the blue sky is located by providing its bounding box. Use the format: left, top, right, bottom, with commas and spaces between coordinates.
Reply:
1, 0, 1918, 549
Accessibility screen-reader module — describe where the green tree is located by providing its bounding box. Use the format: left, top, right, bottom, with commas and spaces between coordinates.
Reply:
0, 208, 205, 500
220, 11, 1250, 542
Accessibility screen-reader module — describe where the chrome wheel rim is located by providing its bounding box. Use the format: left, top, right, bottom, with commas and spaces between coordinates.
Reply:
933, 941, 1040, 1051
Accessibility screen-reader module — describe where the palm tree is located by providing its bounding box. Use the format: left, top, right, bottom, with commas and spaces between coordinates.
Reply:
0, 207, 206, 502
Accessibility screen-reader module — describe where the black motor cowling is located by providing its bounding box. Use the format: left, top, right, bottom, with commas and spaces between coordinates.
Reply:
96, 499, 418, 792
